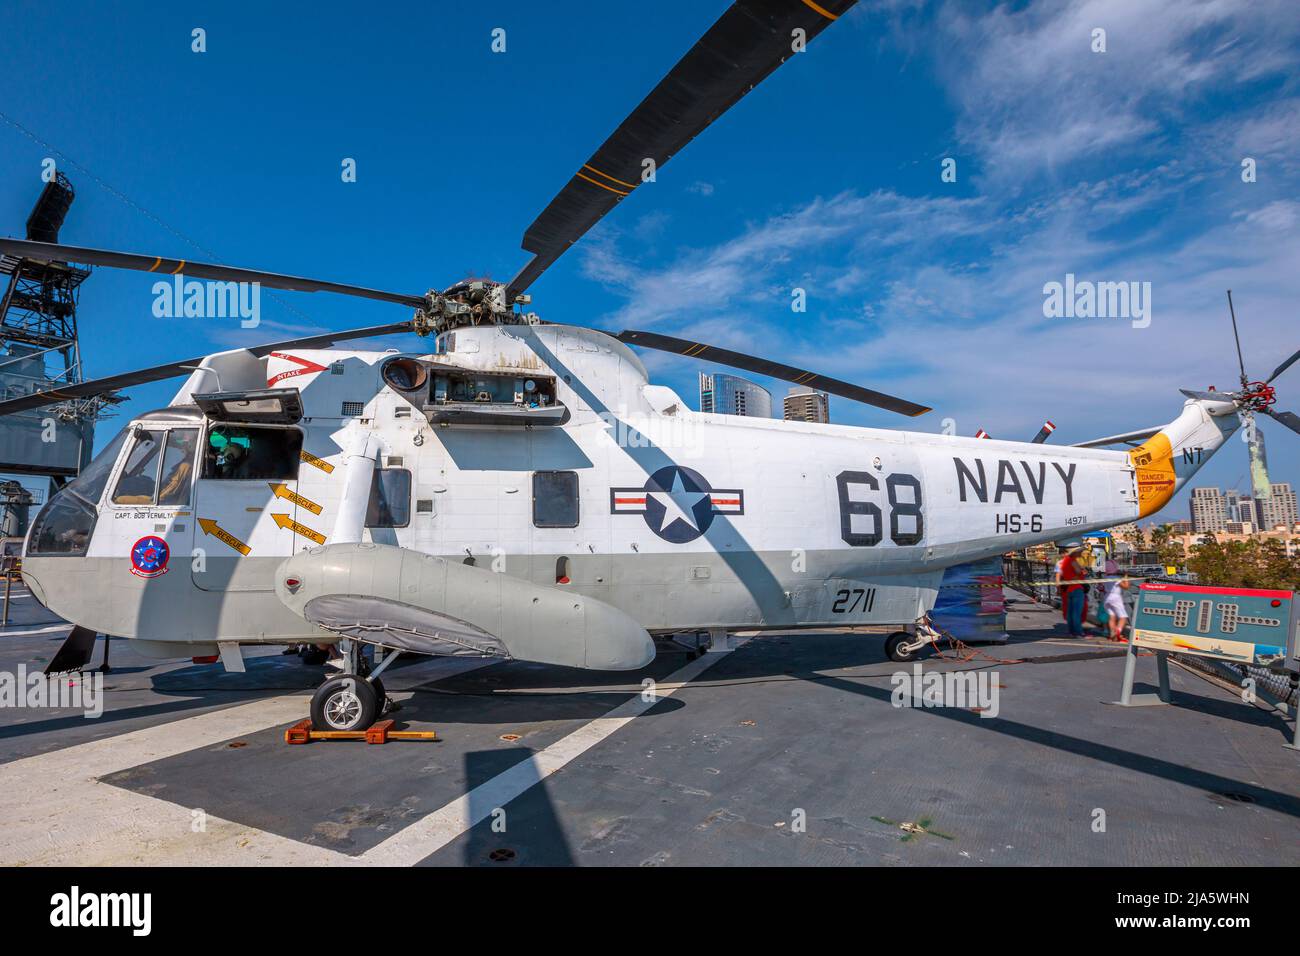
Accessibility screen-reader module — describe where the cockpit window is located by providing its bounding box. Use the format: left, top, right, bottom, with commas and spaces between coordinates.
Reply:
113, 430, 165, 504
111, 427, 199, 507
158, 430, 198, 505
25, 427, 130, 556
65, 427, 130, 506
203, 425, 302, 480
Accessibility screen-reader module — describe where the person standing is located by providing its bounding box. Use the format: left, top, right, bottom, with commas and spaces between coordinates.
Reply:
1057, 542, 1088, 637
1101, 558, 1131, 641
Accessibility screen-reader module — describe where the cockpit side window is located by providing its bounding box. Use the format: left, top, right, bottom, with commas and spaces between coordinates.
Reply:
112, 430, 165, 505
202, 425, 302, 480
157, 429, 199, 506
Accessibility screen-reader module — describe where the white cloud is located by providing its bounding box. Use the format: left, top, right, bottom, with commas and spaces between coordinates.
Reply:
585, 0, 1300, 520
914, 0, 1300, 185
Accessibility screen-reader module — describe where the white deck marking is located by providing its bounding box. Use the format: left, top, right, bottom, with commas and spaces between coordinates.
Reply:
0, 655, 491, 866
0, 623, 68, 637
360, 643, 742, 866
0, 644, 738, 866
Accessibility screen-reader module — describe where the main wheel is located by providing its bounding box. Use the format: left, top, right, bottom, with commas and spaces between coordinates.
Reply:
884, 631, 918, 663
300, 646, 328, 666
310, 675, 380, 731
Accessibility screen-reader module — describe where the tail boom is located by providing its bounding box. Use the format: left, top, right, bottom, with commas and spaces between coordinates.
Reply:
1127, 397, 1239, 517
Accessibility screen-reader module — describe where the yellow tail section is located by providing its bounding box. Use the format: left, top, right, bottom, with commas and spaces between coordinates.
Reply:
1128, 433, 1176, 517
1127, 399, 1239, 518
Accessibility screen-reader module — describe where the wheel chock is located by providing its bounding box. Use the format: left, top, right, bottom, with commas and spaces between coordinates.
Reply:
284, 718, 437, 745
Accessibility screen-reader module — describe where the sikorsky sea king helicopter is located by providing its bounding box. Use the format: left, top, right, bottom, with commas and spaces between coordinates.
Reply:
3, 0, 1298, 731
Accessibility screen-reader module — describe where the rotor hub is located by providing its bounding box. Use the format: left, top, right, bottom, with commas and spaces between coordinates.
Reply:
1240, 382, 1277, 410
415, 280, 540, 335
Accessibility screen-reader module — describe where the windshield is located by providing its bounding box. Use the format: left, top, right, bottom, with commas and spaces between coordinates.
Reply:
65, 427, 130, 506
25, 427, 129, 557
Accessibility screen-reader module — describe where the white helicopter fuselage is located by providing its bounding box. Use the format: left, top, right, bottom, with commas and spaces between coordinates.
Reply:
21, 323, 1239, 669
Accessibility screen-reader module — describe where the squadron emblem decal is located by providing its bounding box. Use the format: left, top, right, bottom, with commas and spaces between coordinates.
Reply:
130, 535, 170, 578
610, 465, 743, 544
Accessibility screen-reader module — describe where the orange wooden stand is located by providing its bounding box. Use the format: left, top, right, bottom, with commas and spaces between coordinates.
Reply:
284, 719, 437, 745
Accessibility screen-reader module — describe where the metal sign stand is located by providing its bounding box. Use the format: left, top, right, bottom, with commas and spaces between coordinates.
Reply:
1109, 634, 1171, 707
1109, 634, 1300, 752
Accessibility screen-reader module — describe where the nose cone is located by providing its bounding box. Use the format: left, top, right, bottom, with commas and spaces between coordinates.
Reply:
20, 568, 46, 607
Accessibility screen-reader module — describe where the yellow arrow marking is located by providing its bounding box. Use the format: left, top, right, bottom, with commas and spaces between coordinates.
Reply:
272, 512, 326, 545
197, 518, 251, 556
267, 482, 322, 515
300, 450, 335, 474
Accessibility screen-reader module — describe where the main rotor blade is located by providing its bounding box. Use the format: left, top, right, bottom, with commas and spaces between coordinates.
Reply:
1226, 290, 1247, 387
0, 238, 428, 309
616, 329, 930, 417
1030, 421, 1056, 444
506, 0, 858, 299
1179, 388, 1237, 402
1262, 407, 1300, 436
1266, 347, 1300, 384
0, 321, 416, 417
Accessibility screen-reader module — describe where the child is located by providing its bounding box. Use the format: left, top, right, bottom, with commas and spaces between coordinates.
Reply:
1102, 559, 1131, 641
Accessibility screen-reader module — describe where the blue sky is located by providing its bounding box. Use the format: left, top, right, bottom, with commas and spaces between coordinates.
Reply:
2, 0, 1298, 523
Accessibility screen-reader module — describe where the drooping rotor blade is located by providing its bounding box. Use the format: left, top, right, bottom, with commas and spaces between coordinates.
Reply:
1179, 388, 1237, 402
1226, 290, 1248, 387
1265, 347, 1300, 384
0, 321, 416, 417
1030, 421, 1055, 444
616, 329, 929, 417
1072, 426, 1161, 449
0, 238, 428, 309
1261, 407, 1300, 436
506, 0, 858, 300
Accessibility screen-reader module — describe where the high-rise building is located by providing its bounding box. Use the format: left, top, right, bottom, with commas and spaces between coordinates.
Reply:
1225, 488, 1242, 519
1257, 482, 1298, 530
783, 385, 829, 423
1189, 487, 1228, 533
1222, 490, 1256, 531
1248, 428, 1271, 501
698, 372, 773, 418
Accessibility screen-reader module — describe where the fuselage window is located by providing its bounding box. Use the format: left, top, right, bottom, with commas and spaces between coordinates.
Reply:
202, 425, 302, 480
112, 429, 164, 504
533, 470, 579, 528
365, 468, 411, 528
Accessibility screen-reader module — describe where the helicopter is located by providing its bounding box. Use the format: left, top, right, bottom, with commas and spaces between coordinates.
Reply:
2, 0, 1298, 733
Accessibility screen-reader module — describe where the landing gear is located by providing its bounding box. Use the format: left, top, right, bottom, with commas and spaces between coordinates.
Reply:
883, 618, 944, 663
307, 639, 393, 731
884, 631, 918, 662
311, 675, 380, 731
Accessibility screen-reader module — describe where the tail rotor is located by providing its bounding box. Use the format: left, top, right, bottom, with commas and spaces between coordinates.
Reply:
1179, 292, 1300, 437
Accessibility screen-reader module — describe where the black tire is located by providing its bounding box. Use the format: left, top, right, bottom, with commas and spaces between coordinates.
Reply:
300, 647, 328, 666
370, 677, 387, 715
310, 675, 380, 731
884, 631, 917, 663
